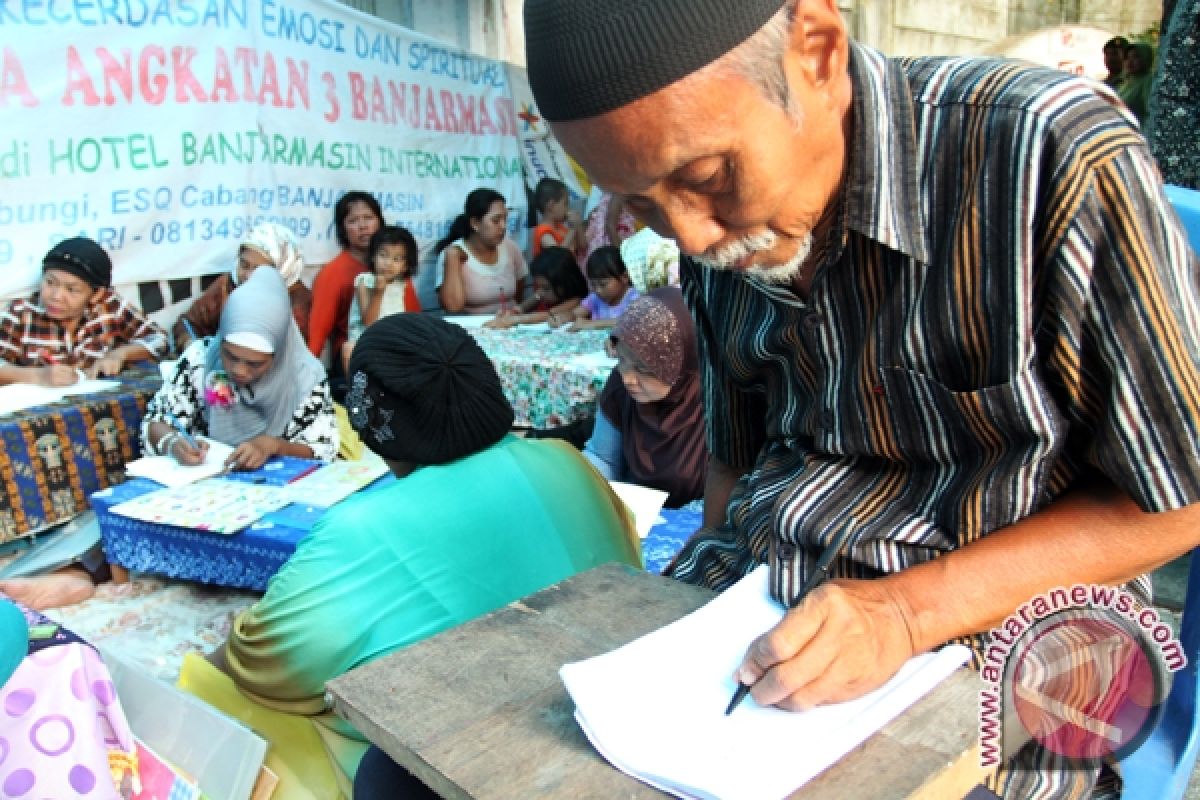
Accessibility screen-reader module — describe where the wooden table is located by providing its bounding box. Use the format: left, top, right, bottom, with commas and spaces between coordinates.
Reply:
328, 563, 989, 799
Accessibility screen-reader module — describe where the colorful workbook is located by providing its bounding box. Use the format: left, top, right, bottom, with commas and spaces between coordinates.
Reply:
283, 458, 389, 508
109, 478, 290, 534
560, 566, 970, 800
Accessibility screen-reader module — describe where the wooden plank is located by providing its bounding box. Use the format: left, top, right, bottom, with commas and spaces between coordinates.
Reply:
328, 563, 988, 799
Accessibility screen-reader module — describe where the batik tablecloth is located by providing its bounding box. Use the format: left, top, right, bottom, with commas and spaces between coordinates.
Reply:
97, 457, 697, 592
641, 504, 702, 575
93, 458, 374, 591
0, 370, 160, 543
466, 327, 613, 428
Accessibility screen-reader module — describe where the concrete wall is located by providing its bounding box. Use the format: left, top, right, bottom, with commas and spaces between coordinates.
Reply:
846, 0, 1159, 56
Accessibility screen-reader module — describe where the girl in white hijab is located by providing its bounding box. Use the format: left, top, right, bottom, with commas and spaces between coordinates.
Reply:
172, 223, 314, 350
143, 267, 337, 469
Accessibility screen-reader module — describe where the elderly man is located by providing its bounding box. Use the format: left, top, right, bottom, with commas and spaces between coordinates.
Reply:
525, 0, 1200, 796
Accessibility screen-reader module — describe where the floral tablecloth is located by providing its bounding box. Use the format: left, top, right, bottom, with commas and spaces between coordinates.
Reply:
0, 369, 161, 544
466, 327, 615, 428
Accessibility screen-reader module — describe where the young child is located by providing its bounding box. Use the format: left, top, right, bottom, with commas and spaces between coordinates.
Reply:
486, 247, 587, 329
569, 246, 640, 331
342, 226, 421, 371
530, 177, 583, 260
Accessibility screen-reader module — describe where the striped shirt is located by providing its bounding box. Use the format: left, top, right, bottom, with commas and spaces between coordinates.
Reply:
0, 290, 168, 368
669, 44, 1200, 797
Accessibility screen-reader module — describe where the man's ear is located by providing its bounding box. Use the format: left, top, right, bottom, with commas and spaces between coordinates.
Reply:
785, 0, 850, 95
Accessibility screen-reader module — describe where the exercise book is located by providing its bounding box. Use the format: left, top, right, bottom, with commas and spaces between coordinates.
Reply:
108, 479, 290, 534
560, 565, 971, 800
125, 437, 236, 488
283, 457, 389, 508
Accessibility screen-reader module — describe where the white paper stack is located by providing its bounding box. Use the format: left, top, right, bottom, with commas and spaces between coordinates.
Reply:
560, 566, 971, 800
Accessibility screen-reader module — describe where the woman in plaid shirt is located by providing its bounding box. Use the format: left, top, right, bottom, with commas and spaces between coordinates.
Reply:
0, 237, 167, 387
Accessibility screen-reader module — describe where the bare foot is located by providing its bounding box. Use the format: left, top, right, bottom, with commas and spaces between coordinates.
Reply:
0, 567, 96, 610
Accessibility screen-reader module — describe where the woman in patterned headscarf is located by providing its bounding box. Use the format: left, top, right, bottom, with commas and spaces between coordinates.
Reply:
584, 287, 707, 507
172, 222, 313, 350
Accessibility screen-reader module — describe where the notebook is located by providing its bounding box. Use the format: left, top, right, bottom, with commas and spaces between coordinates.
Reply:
124, 437, 236, 487
109, 478, 290, 534
282, 457, 389, 508
560, 566, 970, 800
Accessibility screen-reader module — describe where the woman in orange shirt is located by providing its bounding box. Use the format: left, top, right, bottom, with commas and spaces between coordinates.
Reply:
306, 191, 383, 360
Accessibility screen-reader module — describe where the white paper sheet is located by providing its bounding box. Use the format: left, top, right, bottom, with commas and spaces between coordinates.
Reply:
560, 566, 971, 800
58, 378, 121, 395
0, 378, 122, 414
609, 480, 669, 539
442, 315, 490, 329
124, 438, 236, 488
566, 352, 618, 372
0, 383, 66, 414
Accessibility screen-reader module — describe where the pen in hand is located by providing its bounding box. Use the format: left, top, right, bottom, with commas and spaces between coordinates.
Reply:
724, 682, 752, 715
723, 529, 855, 716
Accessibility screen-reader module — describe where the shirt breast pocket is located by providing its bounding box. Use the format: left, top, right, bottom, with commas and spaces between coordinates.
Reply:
876, 365, 1065, 483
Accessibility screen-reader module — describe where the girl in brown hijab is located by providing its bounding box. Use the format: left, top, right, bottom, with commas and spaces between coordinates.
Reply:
584, 287, 707, 507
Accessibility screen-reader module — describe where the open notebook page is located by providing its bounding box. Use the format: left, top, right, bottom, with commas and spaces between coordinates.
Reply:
125, 437, 236, 487
560, 566, 970, 800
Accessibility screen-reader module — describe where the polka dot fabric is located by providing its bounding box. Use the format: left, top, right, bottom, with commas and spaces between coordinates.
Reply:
0, 623, 134, 798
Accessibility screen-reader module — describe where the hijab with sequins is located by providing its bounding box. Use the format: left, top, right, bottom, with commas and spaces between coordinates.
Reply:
205, 268, 325, 445
598, 287, 707, 507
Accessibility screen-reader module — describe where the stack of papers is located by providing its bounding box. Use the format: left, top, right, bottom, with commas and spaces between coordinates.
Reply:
125, 438, 236, 488
560, 566, 970, 799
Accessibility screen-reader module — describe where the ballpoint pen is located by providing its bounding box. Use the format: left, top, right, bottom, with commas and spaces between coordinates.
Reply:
725, 528, 856, 715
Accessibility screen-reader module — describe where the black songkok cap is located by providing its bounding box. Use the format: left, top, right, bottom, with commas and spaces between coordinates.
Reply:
43, 237, 112, 288
524, 0, 787, 122
346, 314, 514, 466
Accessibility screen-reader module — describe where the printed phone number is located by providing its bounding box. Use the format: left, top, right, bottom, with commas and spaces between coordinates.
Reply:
149, 215, 313, 244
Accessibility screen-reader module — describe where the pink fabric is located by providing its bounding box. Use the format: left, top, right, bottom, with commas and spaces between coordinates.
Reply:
0, 609, 135, 798
583, 194, 637, 263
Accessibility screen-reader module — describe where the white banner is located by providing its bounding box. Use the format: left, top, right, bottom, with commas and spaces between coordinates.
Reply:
506, 65, 585, 199
0, 0, 528, 297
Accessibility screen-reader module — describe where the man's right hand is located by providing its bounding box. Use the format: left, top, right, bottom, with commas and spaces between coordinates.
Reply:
170, 436, 209, 466
39, 365, 78, 387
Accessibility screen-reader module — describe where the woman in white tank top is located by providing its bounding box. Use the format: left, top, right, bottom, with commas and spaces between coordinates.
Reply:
435, 189, 528, 314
